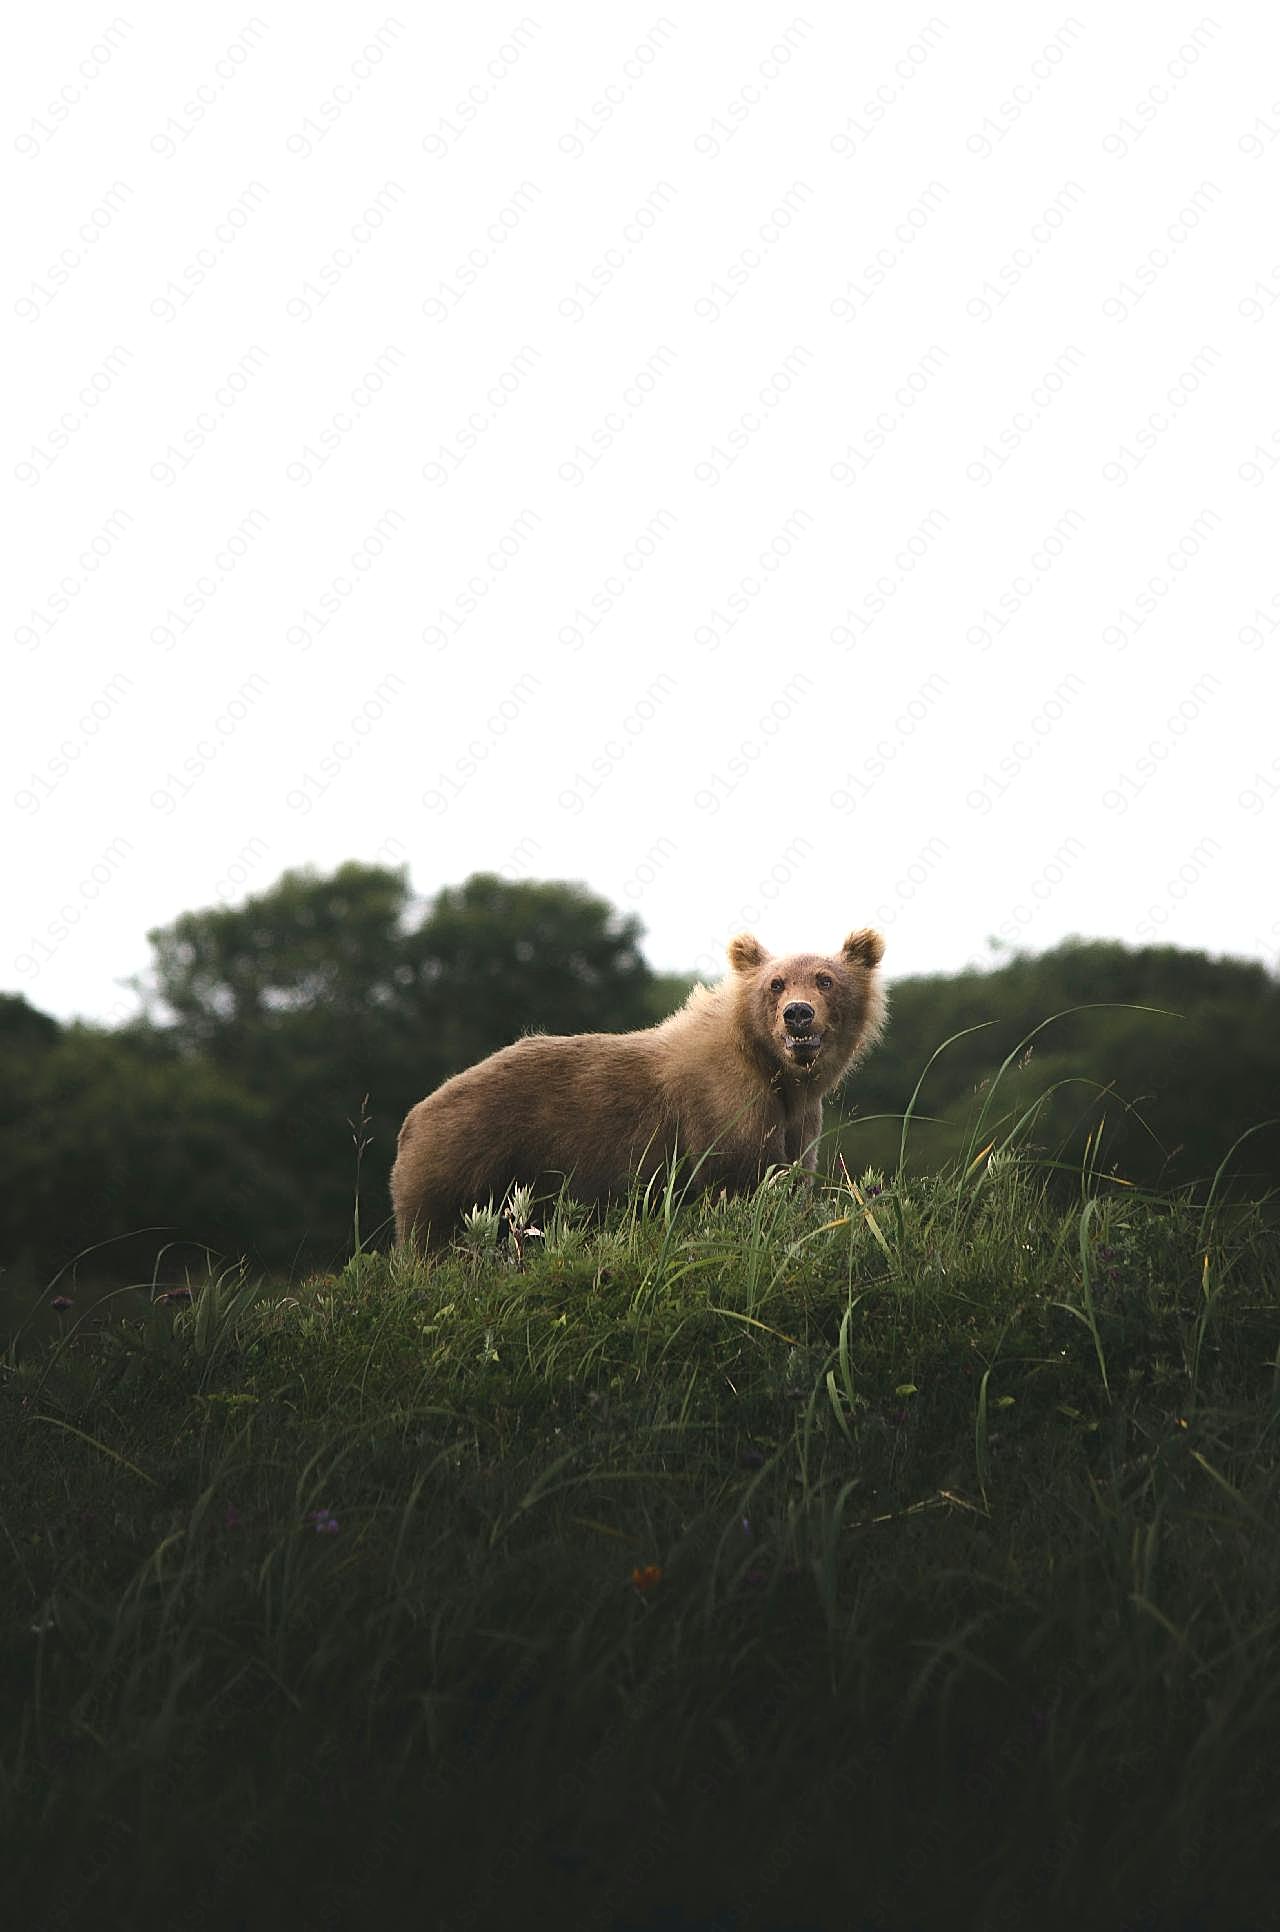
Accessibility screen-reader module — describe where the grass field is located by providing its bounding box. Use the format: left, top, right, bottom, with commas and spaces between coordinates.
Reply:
4, 1123, 1280, 1930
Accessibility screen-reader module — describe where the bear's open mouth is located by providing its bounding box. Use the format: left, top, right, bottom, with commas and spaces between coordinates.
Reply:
784, 1031, 824, 1065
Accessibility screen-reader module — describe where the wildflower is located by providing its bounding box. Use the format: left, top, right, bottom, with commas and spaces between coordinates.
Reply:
889, 1407, 909, 1425
630, 1564, 663, 1594
742, 1567, 768, 1590
741, 1516, 752, 1537
158, 1286, 192, 1306
738, 1447, 765, 1469
51, 1295, 73, 1312
308, 1507, 340, 1535
224, 1504, 243, 1530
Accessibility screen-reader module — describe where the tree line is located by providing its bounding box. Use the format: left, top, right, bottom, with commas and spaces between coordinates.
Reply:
3, 862, 1277, 1287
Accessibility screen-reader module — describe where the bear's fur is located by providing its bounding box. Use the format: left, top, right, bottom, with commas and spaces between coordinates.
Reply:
390, 927, 887, 1249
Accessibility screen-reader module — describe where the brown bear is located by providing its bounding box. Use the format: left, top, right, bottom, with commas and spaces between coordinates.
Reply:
390, 927, 887, 1248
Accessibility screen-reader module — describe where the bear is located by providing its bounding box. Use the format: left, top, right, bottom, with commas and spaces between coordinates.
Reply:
390, 927, 887, 1249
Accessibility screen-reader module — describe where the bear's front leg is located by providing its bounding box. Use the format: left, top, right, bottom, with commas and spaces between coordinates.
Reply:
779, 1097, 824, 1170
798, 1097, 824, 1173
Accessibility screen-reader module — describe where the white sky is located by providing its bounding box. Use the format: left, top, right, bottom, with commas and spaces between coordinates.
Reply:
7, 3, 1279, 1025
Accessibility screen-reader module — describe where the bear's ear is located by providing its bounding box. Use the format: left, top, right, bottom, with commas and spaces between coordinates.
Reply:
728, 933, 767, 973
842, 928, 885, 970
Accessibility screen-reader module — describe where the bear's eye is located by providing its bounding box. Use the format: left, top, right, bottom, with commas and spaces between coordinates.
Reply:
815, 972, 833, 991
770, 977, 785, 994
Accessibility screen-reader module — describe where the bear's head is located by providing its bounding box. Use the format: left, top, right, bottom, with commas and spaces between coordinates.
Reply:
726, 929, 887, 1087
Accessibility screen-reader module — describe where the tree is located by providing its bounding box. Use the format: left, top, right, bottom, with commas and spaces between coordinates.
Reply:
135, 866, 658, 1265
835, 938, 1280, 1193
139, 861, 414, 1061
406, 872, 654, 1069
0, 992, 61, 1053
1, 1023, 296, 1283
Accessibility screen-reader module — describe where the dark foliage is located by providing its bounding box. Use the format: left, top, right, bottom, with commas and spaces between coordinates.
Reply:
836, 937, 1280, 1195
6, 867, 655, 1276
2, 867, 1277, 1283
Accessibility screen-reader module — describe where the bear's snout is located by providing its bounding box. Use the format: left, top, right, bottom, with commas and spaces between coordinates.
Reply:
783, 1001, 816, 1032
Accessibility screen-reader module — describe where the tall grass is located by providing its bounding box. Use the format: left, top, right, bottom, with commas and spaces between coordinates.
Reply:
2, 1105, 1279, 1929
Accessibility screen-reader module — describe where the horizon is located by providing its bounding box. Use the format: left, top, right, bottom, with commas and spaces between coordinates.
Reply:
10, 849, 1279, 1037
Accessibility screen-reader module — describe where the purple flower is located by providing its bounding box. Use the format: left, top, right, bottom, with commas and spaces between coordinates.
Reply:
738, 1448, 765, 1469
308, 1507, 339, 1535
889, 1407, 909, 1425
51, 1295, 73, 1313
224, 1504, 243, 1530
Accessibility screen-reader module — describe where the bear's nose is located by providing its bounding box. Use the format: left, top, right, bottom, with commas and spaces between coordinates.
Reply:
783, 1001, 815, 1031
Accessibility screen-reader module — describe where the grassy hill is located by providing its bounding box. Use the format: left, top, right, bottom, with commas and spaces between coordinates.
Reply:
3, 1141, 1280, 1930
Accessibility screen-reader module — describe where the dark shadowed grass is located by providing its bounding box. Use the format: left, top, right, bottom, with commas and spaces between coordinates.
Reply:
2, 1138, 1280, 1930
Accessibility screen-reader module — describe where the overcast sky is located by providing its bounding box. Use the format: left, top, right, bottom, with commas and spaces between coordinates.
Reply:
9, 3, 1278, 1025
